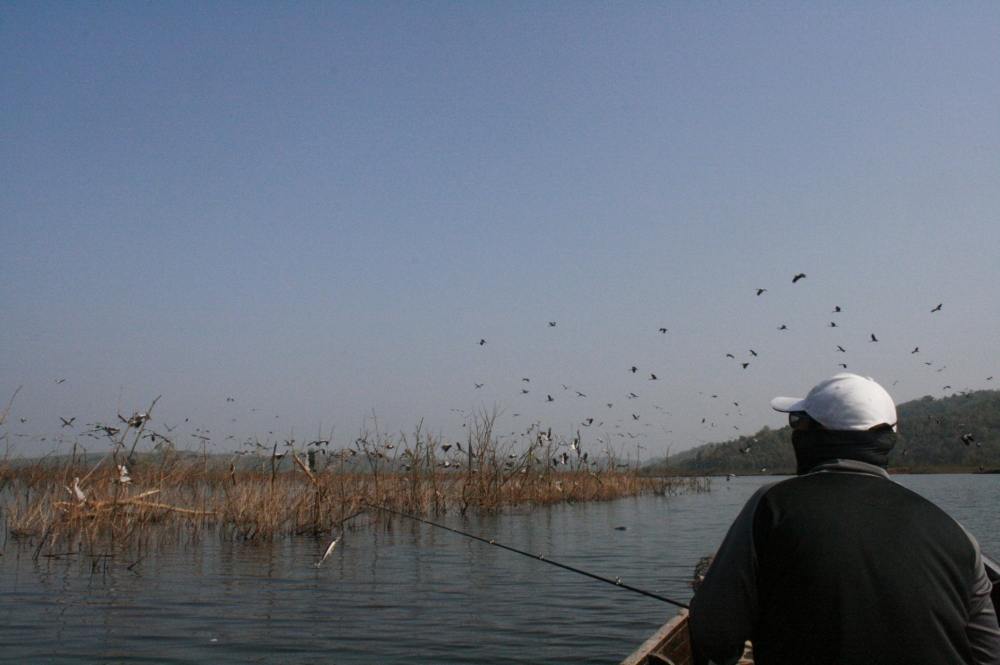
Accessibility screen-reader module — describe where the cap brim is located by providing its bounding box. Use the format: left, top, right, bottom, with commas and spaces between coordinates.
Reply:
770, 396, 806, 413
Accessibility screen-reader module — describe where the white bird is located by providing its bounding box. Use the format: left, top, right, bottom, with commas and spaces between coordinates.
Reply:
66, 477, 86, 503
314, 534, 342, 568
117, 464, 132, 485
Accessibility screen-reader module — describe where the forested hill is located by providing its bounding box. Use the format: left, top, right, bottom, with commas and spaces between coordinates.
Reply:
650, 390, 1000, 475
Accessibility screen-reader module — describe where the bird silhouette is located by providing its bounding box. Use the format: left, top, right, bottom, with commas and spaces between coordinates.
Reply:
741, 362, 750, 369
629, 366, 638, 373
931, 303, 943, 313
870, 334, 878, 342
649, 373, 658, 381
961, 433, 975, 446
837, 345, 846, 352
838, 363, 848, 369
833, 306, 841, 313
658, 327, 668, 334
911, 347, 919, 354
479, 339, 486, 346
756, 288, 767, 296
60, 417, 76, 428
546, 395, 554, 402
778, 324, 788, 331
829, 322, 837, 328
548, 321, 557, 327
474, 383, 484, 389
749, 349, 758, 357
725, 353, 735, 359
792, 273, 806, 283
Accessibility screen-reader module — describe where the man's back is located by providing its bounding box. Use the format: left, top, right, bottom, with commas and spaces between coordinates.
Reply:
752, 470, 978, 664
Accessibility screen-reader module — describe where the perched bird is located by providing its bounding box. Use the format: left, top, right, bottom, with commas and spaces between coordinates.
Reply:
931, 303, 943, 313
792, 273, 806, 283
66, 477, 86, 503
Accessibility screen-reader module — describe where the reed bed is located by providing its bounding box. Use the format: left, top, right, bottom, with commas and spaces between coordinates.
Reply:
0, 411, 709, 559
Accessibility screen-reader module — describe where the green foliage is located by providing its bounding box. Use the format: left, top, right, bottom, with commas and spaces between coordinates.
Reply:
648, 390, 1000, 475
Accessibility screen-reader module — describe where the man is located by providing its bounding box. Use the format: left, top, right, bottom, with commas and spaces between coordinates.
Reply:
690, 372, 1000, 665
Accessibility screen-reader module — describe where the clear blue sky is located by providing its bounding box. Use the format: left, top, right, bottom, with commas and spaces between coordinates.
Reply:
3, 2, 999, 458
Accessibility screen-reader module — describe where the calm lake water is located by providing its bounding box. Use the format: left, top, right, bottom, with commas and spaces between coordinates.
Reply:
1, 474, 997, 664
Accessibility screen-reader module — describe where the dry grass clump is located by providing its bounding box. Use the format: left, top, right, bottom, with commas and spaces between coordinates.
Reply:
1, 410, 708, 559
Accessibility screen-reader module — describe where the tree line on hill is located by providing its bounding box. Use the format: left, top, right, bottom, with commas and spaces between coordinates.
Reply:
648, 390, 1000, 475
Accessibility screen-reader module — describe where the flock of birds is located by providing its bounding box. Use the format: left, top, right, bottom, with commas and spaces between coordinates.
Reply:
4, 272, 995, 468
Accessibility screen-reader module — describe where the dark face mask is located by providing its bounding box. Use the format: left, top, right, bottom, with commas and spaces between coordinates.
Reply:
792, 427, 897, 475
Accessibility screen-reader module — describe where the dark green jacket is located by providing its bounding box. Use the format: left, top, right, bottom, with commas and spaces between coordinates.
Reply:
690, 460, 1000, 665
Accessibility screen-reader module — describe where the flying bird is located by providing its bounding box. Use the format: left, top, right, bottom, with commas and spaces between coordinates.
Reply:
911, 347, 919, 354
629, 366, 638, 373
315, 533, 342, 568
838, 363, 848, 369
474, 383, 484, 389
725, 353, 735, 359
778, 324, 788, 331
829, 322, 837, 328
478, 339, 486, 346
870, 334, 878, 342
548, 321, 557, 327
649, 373, 658, 381
546, 395, 554, 402
741, 362, 750, 369
837, 345, 846, 353
833, 306, 841, 313
792, 273, 806, 283
658, 327, 668, 334
931, 303, 943, 313
749, 349, 758, 357
60, 417, 76, 428
756, 288, 767, 296
961, 433, 975, 446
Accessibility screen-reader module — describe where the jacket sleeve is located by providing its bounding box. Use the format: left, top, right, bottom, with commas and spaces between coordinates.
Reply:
966, 539, 1000, 665
689, 485, 770, 665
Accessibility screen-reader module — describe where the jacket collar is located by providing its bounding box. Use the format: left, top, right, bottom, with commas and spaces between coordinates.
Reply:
803, 458, 891, 479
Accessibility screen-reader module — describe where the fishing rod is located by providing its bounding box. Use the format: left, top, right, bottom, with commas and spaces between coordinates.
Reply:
366, 502, 689, 610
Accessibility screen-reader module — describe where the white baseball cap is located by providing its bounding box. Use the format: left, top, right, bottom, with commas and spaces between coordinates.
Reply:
770, 372, 897, 431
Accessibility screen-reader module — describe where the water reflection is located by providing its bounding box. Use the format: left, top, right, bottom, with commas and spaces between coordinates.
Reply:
1, 475, 995, 664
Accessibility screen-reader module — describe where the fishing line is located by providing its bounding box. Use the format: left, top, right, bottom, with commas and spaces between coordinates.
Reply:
366, 502, 689, 610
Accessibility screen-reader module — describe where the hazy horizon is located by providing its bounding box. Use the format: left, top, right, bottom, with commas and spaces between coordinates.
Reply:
3, 3, 999, 459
